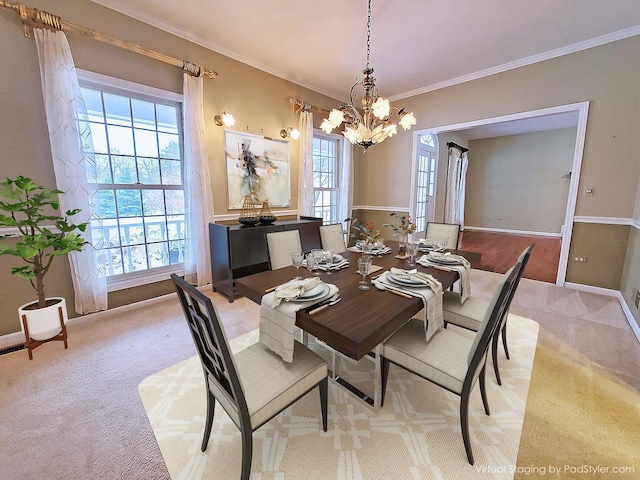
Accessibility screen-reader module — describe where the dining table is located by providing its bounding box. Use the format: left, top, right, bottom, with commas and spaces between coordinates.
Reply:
235, 240, 481, 409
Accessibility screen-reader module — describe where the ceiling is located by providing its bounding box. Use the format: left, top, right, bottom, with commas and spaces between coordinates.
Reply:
91, 0, 640, 102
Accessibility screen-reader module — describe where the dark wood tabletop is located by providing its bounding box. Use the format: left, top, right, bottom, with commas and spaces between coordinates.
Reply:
235, 241, 481, 361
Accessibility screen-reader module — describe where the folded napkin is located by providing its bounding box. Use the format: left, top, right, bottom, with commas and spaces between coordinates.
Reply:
389, 267, 438, 286
347, 245, 392, 255
303, 258, 350, 271
272, 277, 322, 307
417, 253, 471, 303
373, 271, 443, 343
259, 282, 338, 362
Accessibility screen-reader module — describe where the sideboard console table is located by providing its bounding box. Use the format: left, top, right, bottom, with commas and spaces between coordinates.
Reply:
209, 216, 323, 302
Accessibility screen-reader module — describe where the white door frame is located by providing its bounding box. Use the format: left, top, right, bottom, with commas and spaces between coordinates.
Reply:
411, 101, 589, 286
408, 133, 439, 237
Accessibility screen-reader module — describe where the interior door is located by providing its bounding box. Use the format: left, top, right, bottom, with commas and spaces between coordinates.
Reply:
413, 134, 439, 238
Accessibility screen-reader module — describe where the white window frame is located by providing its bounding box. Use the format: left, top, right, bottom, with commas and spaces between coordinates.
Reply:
76, 70, 186, 291
311, 130, 342, 224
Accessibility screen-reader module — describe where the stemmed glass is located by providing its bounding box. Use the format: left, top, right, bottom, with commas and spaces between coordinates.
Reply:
322, 249, 334, 275
407, 242, 418, 266
305, 253, 317, 277
291, 252, 304, 280
358, 256, 372, 290
311, 249, 323, 276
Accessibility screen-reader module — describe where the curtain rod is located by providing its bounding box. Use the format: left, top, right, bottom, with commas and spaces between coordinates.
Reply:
0, 1, 219, 79
447, 142, 469, 153
288, 97, 331, 115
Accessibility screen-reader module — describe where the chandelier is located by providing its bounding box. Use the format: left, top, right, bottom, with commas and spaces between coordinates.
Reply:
320, 0, 416, 151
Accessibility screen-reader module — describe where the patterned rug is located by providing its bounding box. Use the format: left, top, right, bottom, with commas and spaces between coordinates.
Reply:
139, 315, 539, 480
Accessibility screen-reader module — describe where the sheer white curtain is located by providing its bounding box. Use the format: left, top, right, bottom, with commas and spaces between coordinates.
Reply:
183, 73, 214, 286
297, 111, 314, 216
34, 28, 107, 314
337, 140, 353, 226
444, 148, 469, 227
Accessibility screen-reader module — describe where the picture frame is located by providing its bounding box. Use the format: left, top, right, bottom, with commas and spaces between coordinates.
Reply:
224, 130, 291, 209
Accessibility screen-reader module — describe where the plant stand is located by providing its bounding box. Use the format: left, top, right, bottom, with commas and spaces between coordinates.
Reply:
21, 305, 68, 360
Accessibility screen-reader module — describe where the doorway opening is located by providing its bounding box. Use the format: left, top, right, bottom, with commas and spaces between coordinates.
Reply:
411, 101, 589, 286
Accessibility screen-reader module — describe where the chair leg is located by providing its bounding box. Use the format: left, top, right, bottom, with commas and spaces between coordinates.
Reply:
201, 389, 216, 452
501, 321, 510, 360
240, 427, 253, 480
491, 334, 502, 386
319, 377, 328, 432
479, 365, 491, 416
381, 357, 390, 406
460, 392, 474, 465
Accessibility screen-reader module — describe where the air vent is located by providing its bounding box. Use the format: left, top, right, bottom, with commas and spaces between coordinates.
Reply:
0, 343, 25, 356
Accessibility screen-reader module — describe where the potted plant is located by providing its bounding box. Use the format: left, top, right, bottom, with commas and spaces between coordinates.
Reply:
0, 176, 88, 353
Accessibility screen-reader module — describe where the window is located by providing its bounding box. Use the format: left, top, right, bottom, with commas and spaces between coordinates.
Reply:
77, 74, 185, 289
312, 133, 341, 224
413, 133, 439, 234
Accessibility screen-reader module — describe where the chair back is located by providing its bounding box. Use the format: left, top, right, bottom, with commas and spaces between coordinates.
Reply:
171, 274, 249, 428
465, 265, 519, 382
319, 223, 347, 253
425, 222, 461, 249
266, 230, 303, 269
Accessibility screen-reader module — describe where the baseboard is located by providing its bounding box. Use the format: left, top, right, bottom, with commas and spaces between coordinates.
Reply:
0, 284, 214, 351
463, 225, 562, 237
565, 282, 640, 345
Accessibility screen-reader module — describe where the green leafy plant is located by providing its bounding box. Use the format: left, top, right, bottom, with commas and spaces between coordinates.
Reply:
344, 218, 382, 243
383, 212, 417, 236
0, 176, 89, 309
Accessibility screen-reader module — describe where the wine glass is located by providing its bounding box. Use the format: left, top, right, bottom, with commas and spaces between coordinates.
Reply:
305, 253, 317, 277
322, 249, 334, 275
311, 249, 323, 276
291, 252, 304, 280
407, 242, 418, 266
358, 256, 372, 290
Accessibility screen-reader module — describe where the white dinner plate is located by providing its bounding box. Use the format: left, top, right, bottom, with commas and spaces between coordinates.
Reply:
293, 283, 330, 302
387, 272, 426, 287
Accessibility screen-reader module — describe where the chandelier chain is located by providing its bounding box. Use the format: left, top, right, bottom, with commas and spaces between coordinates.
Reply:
366, 0, 371, 69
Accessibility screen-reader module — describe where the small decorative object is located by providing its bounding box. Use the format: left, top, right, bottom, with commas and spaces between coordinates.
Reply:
383, 212, 417, 255
0, 176, 89, 359
238, 195, 259, 226
258, 201, 277, 224
345, 218, 381, 255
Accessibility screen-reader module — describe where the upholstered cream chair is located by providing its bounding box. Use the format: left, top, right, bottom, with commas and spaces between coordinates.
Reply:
319, 223, 347, 253
172, 274, 328, 480
425, 222, 461, 249
266, 230, 302, 270
442, 244, 533, 385
381, 266, 519, 465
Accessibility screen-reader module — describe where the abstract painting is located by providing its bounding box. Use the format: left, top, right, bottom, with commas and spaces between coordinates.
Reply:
225, 131, 290, 209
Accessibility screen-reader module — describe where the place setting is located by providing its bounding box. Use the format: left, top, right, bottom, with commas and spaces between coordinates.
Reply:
372, 266, 444, 341
348, 240, 392, 256
258, 276, 340, 362
301, 249, 349, 275
417, 251, 472, 302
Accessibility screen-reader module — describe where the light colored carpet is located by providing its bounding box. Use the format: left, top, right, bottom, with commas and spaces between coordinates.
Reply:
139, 315, 539, 480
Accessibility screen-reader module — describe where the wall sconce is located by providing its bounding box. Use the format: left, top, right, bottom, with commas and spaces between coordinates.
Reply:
280, 127, 300, 140
214, 111, 235, 127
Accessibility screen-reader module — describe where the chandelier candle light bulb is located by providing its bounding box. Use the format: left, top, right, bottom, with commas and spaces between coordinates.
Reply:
321, 0, 416, 151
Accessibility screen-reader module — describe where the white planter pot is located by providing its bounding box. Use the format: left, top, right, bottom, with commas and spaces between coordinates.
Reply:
18, 297, 68, 342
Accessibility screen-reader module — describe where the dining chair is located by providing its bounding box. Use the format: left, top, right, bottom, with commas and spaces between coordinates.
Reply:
171, 274, 328, 480
266, 230, 303, 270
425, 222, 461, 249
441, 244, 534, 385
380, 265, 519, 465
319, 223, 347, 253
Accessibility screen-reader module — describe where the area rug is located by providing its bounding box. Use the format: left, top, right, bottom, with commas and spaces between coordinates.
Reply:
139, 315, 539, 480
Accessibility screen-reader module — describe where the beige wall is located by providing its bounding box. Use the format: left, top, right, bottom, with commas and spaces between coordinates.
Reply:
465, 128, 575, 233
356, 35, 640, 297
0, 0, 339, 335
1, 1, 639, 336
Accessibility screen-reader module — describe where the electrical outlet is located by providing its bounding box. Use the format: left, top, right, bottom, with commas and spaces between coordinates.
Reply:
635, 289, 640, 309
584, 186, 594, 196
573, 256, 587, 263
